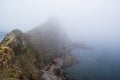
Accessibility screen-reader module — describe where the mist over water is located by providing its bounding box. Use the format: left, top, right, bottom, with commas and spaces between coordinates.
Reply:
0, 32, 6, 42
65, 35, 120, 80
0, 0, 120, 80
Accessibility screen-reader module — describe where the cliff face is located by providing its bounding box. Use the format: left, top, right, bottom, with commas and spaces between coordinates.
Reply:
0, 29, 41, 80
26, 20, 74, 67
0, 20, 75, 80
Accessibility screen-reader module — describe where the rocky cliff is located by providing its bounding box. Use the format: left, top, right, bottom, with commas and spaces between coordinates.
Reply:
0, 20, 75, 80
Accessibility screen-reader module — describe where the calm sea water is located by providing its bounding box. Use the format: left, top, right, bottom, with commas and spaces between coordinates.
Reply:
66, 45, 120, 80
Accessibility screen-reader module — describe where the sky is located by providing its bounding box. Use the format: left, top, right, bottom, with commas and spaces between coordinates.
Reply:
0, 0, 120, 46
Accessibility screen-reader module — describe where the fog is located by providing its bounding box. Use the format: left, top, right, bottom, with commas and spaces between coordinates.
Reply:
0, 0, 120, 46
0, 0, 120, 79
0, 0, 120, 62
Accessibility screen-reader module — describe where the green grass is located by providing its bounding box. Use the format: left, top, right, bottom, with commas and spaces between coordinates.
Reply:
9, 73, 14, 78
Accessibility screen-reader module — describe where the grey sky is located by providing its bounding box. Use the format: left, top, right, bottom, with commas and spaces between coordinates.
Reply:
0, 0, 120, 45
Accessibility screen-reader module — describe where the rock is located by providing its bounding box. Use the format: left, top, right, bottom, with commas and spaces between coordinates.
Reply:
41, 58, 72, 80
0, 18, 77, 80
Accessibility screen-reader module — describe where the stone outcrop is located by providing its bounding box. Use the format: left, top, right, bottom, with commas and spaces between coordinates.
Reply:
0, 19, 76, 80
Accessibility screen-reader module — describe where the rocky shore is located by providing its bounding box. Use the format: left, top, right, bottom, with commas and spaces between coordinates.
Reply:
0, 19, 81, 80
41, 58, 72, 80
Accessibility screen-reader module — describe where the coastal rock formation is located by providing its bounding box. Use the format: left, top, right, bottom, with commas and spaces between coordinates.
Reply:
41, 58, 72, 80
0, 19, 76, 80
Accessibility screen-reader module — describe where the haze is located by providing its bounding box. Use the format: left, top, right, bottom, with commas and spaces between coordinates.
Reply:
1, 0, 120, 79
0, 0, 120, 46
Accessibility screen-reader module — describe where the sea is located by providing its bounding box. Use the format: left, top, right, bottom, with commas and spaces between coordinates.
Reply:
65, 43, 120, 80
0, 32, 6, 42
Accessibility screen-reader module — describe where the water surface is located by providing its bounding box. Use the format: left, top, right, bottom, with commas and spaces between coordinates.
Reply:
66, 45, 120, 80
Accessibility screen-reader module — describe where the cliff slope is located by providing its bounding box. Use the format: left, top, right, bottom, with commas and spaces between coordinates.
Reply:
0, 19, 75, 80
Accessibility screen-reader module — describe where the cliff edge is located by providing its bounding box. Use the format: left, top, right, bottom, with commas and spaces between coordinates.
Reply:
0, 19, 75, 80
